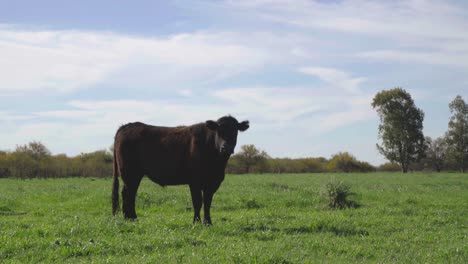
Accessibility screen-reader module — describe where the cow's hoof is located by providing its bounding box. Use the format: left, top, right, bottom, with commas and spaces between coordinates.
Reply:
123, 214, 138, 220
203, 220, 212, 226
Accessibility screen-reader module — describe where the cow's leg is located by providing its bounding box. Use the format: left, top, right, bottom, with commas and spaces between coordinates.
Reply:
203, 190, 215, 226
189, 184, 202, 223
203, 180, 223, 226
121, 172, 143, 219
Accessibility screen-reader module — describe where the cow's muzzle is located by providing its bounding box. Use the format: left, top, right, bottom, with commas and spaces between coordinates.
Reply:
221, 145, 234, 155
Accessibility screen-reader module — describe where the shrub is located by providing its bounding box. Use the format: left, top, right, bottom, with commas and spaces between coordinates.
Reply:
327, 152, 376, 173
323, 179, 358, 209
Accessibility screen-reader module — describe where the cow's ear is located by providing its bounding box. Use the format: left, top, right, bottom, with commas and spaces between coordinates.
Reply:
206, 120, 219, 130
238, 120, 249, 131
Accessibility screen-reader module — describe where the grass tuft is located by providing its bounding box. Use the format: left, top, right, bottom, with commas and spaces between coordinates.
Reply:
323, 178, 359, 209
244, 198, 262, 209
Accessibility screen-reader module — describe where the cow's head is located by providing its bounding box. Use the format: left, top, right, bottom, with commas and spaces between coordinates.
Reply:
206, 116, 249, 156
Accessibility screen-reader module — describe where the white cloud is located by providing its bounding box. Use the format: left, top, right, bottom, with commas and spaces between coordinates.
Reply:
0, 111, 33, 121
212, 87, 323, 123
317, 95, 375, 132
298, 67, 366, 94
357, 50, 468, 68
212, 86, 375, 135
230, 0, 468, 39
227, 0, 468, 69
179, 89, 193, 96
0, 27, 271, 93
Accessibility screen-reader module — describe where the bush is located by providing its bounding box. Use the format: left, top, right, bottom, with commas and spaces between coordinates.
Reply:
323, 179, 358, 209
377, 162, 401, 172
327, 152, 376, 173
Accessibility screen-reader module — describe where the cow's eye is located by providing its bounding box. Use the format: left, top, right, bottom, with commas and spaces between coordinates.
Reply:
218, 127, 228, 135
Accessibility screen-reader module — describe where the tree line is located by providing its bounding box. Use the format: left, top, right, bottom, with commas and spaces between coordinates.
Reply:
0, 141, 377, 178
0, 139, 464, 179
1, 139, 464, 179
0, 142, 113, 178
225, 145, 376, 174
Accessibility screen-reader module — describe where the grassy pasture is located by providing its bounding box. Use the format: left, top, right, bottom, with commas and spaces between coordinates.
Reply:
0, 173, 467, 263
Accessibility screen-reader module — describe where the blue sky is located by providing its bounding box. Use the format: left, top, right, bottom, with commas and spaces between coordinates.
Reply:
1, 0, 468, 165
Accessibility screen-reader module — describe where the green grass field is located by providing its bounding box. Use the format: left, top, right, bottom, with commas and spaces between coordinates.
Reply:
1, 173, 467, 263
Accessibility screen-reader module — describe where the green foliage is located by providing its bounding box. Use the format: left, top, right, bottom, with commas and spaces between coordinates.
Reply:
267, 157, 328, 174
5, 139, 465, 179
327, 152, 355, 172
228, 148, 375, 174
0, 173, 467, 263
0, 142, 113, 178
228, 144, 270, 174
323, 179, 357, 209
326, 152, 375, 173
372, 88, 426, 172
2, 142, 379, 177
445, 95, 468, 172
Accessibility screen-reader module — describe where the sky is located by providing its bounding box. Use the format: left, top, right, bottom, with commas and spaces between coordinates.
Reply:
1, 0, 467, 165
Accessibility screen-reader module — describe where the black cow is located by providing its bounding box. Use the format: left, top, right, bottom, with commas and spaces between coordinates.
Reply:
112, 115, 249, 225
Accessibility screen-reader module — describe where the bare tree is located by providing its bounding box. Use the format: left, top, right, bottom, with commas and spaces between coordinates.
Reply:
425, 136, 447, 172
236, 145, 269, 174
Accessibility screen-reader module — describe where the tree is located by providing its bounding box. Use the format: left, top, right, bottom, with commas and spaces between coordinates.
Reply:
424, 136, 447, 172
445, 95, 468, 172
15, 141, 51, 160
0, 150, 11, 178
372, 88, 425, 173
234, 145, 269, 174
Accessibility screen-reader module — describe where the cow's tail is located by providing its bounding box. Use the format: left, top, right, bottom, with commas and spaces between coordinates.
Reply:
112, 147, 120, 216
